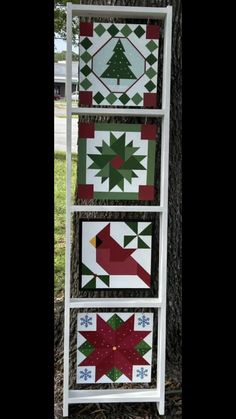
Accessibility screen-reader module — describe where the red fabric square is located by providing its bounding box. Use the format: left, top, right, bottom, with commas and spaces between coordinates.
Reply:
146, 24, 160, 39
110, 155, 124, 169
141, 124, 157, 140
78, 184, 94, 199
143, 93, 157, 108
79, 91, 92, 106
138, 185, 155, 201
79, 122, 95, 138
80, 22, 93, 37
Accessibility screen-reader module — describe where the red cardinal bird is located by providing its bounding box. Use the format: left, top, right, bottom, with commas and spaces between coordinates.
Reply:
90, 223, 150, 287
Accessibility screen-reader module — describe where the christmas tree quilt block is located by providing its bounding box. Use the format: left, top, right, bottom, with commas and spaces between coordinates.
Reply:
78, 123, 157, 201
79, 22, 159, 107
77, 312, 154, 383
79, 220, 153, 290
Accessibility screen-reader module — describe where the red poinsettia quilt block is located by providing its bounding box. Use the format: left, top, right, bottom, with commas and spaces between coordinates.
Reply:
77, 312, 154, 384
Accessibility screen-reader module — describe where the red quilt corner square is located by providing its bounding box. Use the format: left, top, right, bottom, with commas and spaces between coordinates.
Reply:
80, 22, 93, 37
141, 124, 157, 140
79, 122, 95, 138
143, 93, 157, 108
146, 24, 160, 39
78, 184, 94, 199
79, 91, 93, 106
138, 185, 155, 201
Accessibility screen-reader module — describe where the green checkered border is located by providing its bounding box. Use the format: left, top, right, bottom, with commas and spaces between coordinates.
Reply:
79, 23, 159, 106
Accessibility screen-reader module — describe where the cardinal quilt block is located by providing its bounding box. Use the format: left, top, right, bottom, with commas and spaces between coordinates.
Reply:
79, 220, 153, 289
79, 22, 159, 107
77, 123, 157, 201
77, 312, 154, 383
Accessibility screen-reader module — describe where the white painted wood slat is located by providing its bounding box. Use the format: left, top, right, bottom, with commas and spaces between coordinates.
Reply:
63, 3, 172, 417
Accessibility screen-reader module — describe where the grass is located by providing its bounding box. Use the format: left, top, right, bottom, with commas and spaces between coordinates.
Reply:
54, 151, 77, 297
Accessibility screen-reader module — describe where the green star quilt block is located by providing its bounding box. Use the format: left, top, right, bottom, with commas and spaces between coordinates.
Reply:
77, 312, 153, 383
77, 123, 157, 201
79, 22, 159, 107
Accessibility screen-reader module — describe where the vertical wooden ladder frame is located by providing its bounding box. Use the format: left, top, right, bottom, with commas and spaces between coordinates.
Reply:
63, 3, 172, 417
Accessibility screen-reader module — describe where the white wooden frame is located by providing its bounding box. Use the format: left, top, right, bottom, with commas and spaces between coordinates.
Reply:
63, 3, 172, 417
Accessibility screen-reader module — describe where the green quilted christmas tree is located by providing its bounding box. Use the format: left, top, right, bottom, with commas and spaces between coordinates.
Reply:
101, 39, 136, 85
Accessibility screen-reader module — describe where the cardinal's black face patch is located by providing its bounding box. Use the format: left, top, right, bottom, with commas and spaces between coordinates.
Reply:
96, 236, 103, 248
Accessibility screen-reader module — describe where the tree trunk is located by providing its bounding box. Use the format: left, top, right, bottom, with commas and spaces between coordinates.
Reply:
55, 0, 182, 415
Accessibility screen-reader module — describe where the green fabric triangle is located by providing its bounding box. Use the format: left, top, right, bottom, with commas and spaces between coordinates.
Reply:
125, 221, 138, 233
140, 223, 152, 236
126, 140, 133, 147
124, 235, 136, 247
98, 275, 110, 286
88, 154, 112, 169
101, 177, 108, 183
101, 140, 116, 155
107, 314, 124, 330
109, 165, 123, 190
125, 146, 139, 161
96, 163, 110, 178
110, 133, 126, 160
131, 171, 138, 178
106, 367, 123, 382
83, 277, 96, 289
117, 178, 124, 191
78, 340, 95, 357
122, 156, 146, 170
110, 132, 118, 145
81, 263, 94, 275
135, 340, 151, 356
138, 237, 150, 249
118, 169, 133, 184
96, 146, 102, 153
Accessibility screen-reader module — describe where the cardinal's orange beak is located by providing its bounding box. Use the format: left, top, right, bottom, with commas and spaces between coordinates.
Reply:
89, 236, 96, 248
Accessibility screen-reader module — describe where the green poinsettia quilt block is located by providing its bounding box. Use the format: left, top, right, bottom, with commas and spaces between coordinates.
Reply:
79, 22, 159, 107
77, 123, 157, 201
